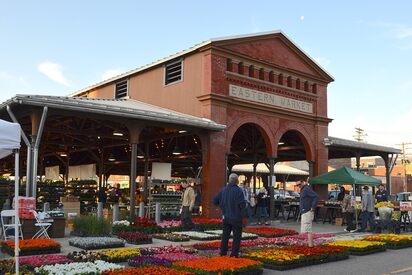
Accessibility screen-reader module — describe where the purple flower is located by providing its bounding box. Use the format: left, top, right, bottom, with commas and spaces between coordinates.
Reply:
128, 255, 172, 267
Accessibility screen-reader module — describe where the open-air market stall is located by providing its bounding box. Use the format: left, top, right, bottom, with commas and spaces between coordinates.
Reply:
0, 119, 21, 274
309, 166, 382, 226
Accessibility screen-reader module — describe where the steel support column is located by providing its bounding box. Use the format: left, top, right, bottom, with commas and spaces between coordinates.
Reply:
32, 107, 48, 198
268, 157, 275, 220
130, 143, 138, 221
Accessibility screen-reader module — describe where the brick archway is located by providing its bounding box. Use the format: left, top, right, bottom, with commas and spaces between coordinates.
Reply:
273, 123, 315, 161
225, 116, 275, 157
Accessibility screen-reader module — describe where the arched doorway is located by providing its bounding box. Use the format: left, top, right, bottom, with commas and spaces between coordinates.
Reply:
228, 123, 272, 192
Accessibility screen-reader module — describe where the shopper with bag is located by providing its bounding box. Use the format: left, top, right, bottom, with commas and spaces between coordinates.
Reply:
256, 187, 270, 225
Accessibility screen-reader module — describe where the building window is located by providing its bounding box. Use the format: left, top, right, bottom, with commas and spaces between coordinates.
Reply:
287, 76, 292, 87
296, 79, 301, 90
269, 71, 274, 82
259, 68, 265, 80
248, 65, 254, 77
278, 73, 284, 85
164, 59, 183, 85
115, 79, 128, 98
238, 62, 244, 74
304, 81, 309, 92
227, 58, 232, 72
312, 83, 318, 94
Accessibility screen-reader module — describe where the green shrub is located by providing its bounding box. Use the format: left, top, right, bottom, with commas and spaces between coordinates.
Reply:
72, 215, 111, 237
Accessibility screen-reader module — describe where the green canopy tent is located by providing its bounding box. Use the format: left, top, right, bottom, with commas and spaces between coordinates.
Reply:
308, 166, 382, 186
308, 166, 381, 229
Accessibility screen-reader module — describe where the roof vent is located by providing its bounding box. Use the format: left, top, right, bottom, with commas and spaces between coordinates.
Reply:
115, 79, 128, 98
165, 59, 183, 85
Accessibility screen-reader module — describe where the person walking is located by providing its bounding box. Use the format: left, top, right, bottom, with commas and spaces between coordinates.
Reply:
213, 173, 246, 257
359, 186, 375, 232
341, 190, 356, 232
375, 184, 388, 203
240, 181, 255, 225
297, 180, 319, 247
256, 187, 269, 225
181, 180, 196, 230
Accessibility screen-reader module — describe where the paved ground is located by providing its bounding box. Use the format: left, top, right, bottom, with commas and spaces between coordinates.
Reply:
3, 220, 412, 274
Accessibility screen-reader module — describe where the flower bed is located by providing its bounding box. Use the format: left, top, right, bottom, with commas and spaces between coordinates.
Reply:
99, 248, 141, 263
35, 260, 123, 275
192, 240, 226, 250
173, 256, 263, 274
288, 233, 336, 239
1, 239, 61, 256
152, 233, 190, 242
113, 218, 162, 235
326, 240, 386, 255
192, 217, 223, 231
153, 252, 206, 262
158, 220, 182, 228
244, 246, 348, 270
117, 231, 152, 245
102, 266, 193, 275
128, 255, 172, 267
1, 259, 31, 274
68, 237, 125, 250
204, 230, 259, 240
243, 227, 297, 237
67, 250, 102, 262
20, 254, 72, 268
140, 245, 197, 255
173, 231, 221, 240
112, 220, 130, 227
363, 234, 412, 249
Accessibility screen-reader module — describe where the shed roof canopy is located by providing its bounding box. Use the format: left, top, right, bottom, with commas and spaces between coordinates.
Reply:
232, 163, 309, 175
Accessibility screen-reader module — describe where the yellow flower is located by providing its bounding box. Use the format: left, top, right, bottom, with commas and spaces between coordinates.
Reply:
326, 240, 385, 248
99, 248, 141, 259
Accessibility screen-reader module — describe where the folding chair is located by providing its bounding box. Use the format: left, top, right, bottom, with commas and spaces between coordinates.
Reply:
1, 210, 23, 240
31, 210, 52, 239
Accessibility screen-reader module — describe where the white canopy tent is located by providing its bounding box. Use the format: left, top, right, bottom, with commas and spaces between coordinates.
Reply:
232, 163, 309, 175
0, 119, 21, 273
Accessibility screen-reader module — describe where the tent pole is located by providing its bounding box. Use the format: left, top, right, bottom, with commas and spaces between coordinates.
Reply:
354, 183, 358, 230
6, 106, 31, 196
14, 149, 20, 275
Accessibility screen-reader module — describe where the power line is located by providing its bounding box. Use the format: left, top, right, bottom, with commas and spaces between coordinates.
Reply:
395, 142, 412, 192
353, 127, 367, 142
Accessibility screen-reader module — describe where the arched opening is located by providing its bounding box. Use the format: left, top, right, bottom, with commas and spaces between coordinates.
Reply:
276, 130, 312, 191
228, 123, 272, 192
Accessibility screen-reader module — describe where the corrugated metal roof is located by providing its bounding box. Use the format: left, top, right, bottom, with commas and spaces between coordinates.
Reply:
232, 163, 309, 175
69, 30, 334, 97
1, 95, 226, 131
327, 136, 401, 154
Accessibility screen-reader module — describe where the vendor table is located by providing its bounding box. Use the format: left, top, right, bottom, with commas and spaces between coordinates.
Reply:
286, 203, 300, 221
322, 206, 341, 224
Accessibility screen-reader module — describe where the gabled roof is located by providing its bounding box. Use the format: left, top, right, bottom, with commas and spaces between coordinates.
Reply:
1, 95, 226, 131
69, 30, 334, 97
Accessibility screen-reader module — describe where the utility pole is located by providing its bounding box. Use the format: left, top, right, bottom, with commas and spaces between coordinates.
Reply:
396, 142, 412, 192
353, 127, 367, 142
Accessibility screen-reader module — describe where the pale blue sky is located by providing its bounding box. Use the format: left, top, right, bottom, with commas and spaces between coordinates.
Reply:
1, 1, 412, 148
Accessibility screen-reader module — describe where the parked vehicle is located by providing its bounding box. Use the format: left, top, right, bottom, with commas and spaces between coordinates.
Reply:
396, 192, 412, 201
287, 190, 300, 199
274, 189, 293, 200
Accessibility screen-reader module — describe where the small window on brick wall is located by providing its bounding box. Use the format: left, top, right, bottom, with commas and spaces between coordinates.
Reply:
278, 73, 284, 85
115, 79, 128, 98
287, 76, 292, 87
164, 59, 183, 85
227, 59, 233, 71
259, 68, 265, 80
304, 81, 309, 92
238, 62, 244, 74
296, 79, 301, 90
269, 71, 274, 82
249, 65, 254, 77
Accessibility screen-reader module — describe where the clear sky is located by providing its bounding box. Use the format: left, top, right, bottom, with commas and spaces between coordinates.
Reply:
1, 1, 411, 151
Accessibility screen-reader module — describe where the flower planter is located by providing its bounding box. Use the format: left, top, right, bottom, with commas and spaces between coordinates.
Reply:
152, 233, 190, 242
1, 239, 61, 256
386, 242, 412, 249
235, 268, 264, 275
349, 247, 386, 256
140, 245, 196, 255
175, 231, 221, 241
102, 266, 192, 275
128, 255, 172, 267
35, 260, 123, 275
99, 248, 141, 263
68, 237, 125, 250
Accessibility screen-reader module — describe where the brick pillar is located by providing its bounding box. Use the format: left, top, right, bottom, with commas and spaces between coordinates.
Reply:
201, 131, 226, 218
312, 124, 329, 199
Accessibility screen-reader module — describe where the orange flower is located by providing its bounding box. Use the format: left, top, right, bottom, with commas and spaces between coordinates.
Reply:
103, 266, 192, 275
243, 227, 297, 237
2, 239, 60, 249
173, 256, 261, 272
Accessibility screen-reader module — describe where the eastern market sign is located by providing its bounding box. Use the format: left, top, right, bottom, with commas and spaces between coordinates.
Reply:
229, 84, 313, 113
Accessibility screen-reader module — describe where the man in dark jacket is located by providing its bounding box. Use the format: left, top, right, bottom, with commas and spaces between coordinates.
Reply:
298, 180, 319, 247
213, 173, 246, 257
375, 184, 388, 203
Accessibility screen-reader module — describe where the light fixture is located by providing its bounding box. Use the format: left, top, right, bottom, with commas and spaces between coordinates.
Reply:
108, 154, 116, 161
278, 142, 285, 145
172, 146, 182, 155
113, 131, 123, 136
137, 155, 144, 159
60, 153, 67, 157
178, 130, 187, 133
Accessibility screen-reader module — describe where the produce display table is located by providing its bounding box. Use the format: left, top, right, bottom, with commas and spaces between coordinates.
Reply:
21, 217, 65, 239
322, 206, 341, 224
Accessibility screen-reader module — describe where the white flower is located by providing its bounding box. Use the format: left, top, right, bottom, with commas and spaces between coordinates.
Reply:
35, 260, 123, 275
173, 231, 219, 240
205, 230, 258, 238
68, 237, 125, 249
113, 220, 130, 226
